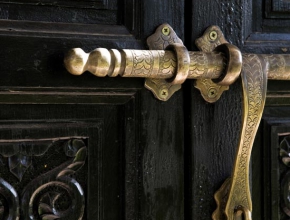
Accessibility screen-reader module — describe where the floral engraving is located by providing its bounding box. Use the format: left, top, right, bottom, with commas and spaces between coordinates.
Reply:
213, 54, 268, 219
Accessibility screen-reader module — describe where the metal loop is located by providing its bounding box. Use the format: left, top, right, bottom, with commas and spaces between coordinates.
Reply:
213, 43, 242, 86
234, 206, 251, 220
165, 43, 190, 85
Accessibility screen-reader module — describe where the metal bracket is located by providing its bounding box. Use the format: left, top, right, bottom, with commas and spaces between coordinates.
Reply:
63, 23, 290, 220
64, 24, 243, 103
146, 25, 232, 102
195, 26, 230, 103
145, 24, 184, 101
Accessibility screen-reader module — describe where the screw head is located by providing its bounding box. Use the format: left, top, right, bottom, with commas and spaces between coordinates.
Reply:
162, 26, 170, 36
208, 88, 217, 98
159, 88, 169, 99
209, 30, 218, 40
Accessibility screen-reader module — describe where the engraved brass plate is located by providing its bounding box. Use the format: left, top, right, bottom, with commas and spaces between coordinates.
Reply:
146, 23, 184, 101
195, 26, 229, 103
63, 24, 290, 220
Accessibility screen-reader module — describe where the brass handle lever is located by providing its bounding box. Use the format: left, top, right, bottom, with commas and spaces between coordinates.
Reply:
64, 24, 290, 220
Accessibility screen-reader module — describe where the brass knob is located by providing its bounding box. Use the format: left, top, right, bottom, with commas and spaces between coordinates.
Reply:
64, 48, 112, 76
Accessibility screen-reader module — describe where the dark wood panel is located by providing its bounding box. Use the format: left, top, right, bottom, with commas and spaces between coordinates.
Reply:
0, 0, 109, 9
0, 1, 188, 219
0, 29, 144, 89
247, 0, 290, 52
272, 0, 290, 11
0, 99, 141, 219
0, 4, 118, 24
0, 88, 138, 105
0, 120, 101, 219
0, 0, 120, 24
142, 0, 185, 43
252, 103, 290, 220
253, 117, 290, 220
0, 0, 141, 36
0, 83, 187, 220
190, 0, 247, 50
265, 0, 290, 18
189, 1, 245, 219
140, 89, 184, 220
229, 0, 290, 54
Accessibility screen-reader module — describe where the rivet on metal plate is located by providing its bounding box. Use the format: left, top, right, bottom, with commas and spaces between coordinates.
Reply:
209, 30, 218, 40
162, 26, 170, 36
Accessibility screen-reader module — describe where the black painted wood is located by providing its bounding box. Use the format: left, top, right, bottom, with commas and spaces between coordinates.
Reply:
1, 0, 290, 219
0, 0, 185, 219
188, 0, 290, 219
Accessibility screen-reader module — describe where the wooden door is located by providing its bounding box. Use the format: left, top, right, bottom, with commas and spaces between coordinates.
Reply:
0, 1, 186, 219
187, 1, 290, 220
0, 0, 288, 220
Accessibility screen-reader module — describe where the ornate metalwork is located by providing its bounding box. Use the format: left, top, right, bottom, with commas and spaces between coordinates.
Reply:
64, 24, 231, 101
64, 47, 227, 80
195, 26, 231, 102
146, 24, 185, 100
64, 24, 290, 101
212, 54, 268, 220
63, 24, 290, 219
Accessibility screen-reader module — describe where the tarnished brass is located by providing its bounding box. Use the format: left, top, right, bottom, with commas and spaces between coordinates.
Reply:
64, 24, 290, 220
64, 23, 228, 101
64, 24, 290, 94
209, 30, 218, 40
162, 26, 170, 36
195, 26, 232, 103
166, 43, 190, 84
212, 54, 268, 220
146, 23, 185, 101
64, 48, 228, 79
213, 43, 242, 86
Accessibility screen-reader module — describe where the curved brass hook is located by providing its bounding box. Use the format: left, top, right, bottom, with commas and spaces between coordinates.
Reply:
212, 54, 268, 220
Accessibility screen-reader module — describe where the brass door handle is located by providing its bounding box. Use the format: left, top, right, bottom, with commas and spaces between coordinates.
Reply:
64, 24, 290, 102
64, 24, 290, 220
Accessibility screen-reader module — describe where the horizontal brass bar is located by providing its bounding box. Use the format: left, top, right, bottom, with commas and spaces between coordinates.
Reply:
64, 48, 290, 81
264, 54, 290, 80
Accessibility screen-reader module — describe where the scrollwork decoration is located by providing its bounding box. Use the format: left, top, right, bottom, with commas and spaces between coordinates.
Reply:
280, 136, 290, 217
0, 178, 19, 220
21, 139, 87, 220
280, 136, 290, 167
0, 141, 51, 181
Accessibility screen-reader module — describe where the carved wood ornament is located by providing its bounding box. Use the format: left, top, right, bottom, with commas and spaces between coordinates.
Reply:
0, 138, 87, 219
64, 24, 290, 219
